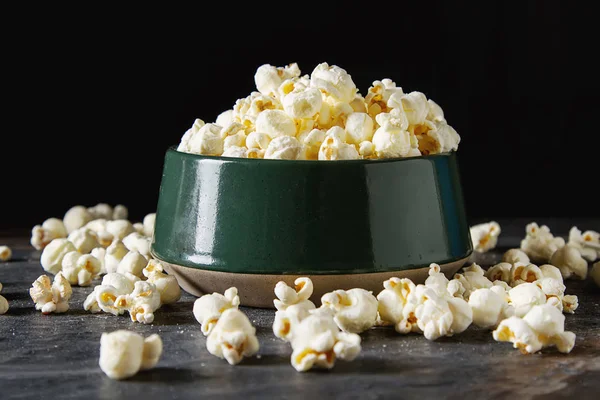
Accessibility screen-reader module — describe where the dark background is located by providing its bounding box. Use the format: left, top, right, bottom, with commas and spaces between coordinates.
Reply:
2, 2, 598, 229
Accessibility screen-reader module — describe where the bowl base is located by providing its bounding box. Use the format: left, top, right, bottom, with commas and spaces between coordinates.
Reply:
161, 256, 472, 308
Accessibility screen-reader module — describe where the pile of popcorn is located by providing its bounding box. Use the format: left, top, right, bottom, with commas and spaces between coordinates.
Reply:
176, 62, 460, 160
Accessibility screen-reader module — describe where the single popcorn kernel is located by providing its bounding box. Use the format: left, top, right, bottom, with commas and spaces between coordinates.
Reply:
0, 246, 12, 262
206, 308, 260, 365
469, 221, 501, 253
193, 287, 240, 335
99, 330, 163, 380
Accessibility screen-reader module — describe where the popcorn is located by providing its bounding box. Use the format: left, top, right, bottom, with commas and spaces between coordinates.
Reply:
0, 282, 8, 314
469, 221, 501, 253
63, 206, 93, 234
113, 205, 128, 221
193, 287, 240, 335
365, 79, 403, 117
591, 261, 600, 287
320, 288, 378, 334
67, 228, 100, 254
427, 99, 445, 122
446, 296, 473, 335
122, 281, 162, 324
246, 131, 272, 150
550, 244, 588, 280
133, 222, 145, 235
310, 62, 357, 103
395, 91, 429, 126
349, 94, 367, 113
0, 245, 12, 262
99, 330, 162, 380
414, 289, 454, 340
344, 112, 374, 145
40, 238, 76, 274
106, 220, 135, 241
122, 232, 151, 257
188, 123, 225, 155
29, 272, 72, 314
377, 277, 416, 331
372, 125, 412, 158
87, 203, 114, 220
30, 218, 68, 250
298, 128, 325, 160
567, 227, 600, 261
424, 263, 451, 296
493, 304, 576, 354
177, 119, 205, 153
534, 277, 578, 313
273, 277, 315, 311
246, 148, 265, 159
468, 288, 513, 328
510, 262, 543, 286
254, 63, 300, 97
264, 136, 302, 160
61, 251, 101, 286
142, 213, 156, 238
273, 302, 315, 342
358, 141, 375, 158
222, 146, 248, 158
413, 121, 460, 155
485, 262, 512, 283
142, 259, 181, 305
539, 264, 564, 282
318, 131, 359, 160
104, 240, 129, 274
453, 263, 493, 300
282, 87, 322, 119
289, 308, 361, 372
520, 222, 565, 263
206, 309, 260, 365
84, 272, 138, 314
223, 132, 246, 151
508, 282, 547, 317
116, 251, 148, 279
502, 249, 530, 265
91, 247, 107, 274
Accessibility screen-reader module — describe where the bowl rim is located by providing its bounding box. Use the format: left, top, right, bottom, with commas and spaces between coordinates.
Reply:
167, 145, 457, 165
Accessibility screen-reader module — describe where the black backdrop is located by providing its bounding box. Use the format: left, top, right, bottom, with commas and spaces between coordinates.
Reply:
2, 2, 598, 229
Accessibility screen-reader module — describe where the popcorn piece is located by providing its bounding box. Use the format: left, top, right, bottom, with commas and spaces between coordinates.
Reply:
485, 262, 512, 283
133, 223, 145, 235
246, 131, 272, 150
29, 272, 72, 314
453, 263, 493, 300
372, 120, 412, 158
502, 249, 530, 265
265, 136, 302, 160
520, 222, 565, 263
91, 284, 129, 316
206, 308, 260, 365
273, 302, 315, 342
216, 110, 234, 127
246, 148, 265, 159
469, 221, 501, 253
222, 146, 248, 158
188, 123, 225, 155
0, 294, 7, 315
468, 288, 513, 328
414, 289, 454, 340
424, 263, 451, 296
344, 112, 374, 145
142, 213, 156, 238
318, 132, 359, 160
223, 132, 246, 150
365, 79, 404, 117
534, 277, 578, 313
320, 288, 378, 334
112, 205, 128, 220
121, 281, 161, 324
508, 282, 546, 317
310, 62, 357, 103
30, 218, 68, 250
298, 128, 325, 160
567, 227, 600, 261
562, 295, 579, 314
63, 206, 94, 234
254, 63, 300, 97
550, 244, 589, 280
358, 141, 375, 158
106, 220, 135, 241
104, 240, 129, 274
99, 330, 163, 380
349, 94, 367, 113
539, 264, 564, 282
446, 296, 473, 335
177, 119, 205, 153
493, 304, 576, 354
255, 110, 296, 138
0, 246, 12, 262
377, 277, 416, 331
282, 87, 322, 119
290, 308, 361, 372
592, 261, 600, 287
413, 121, 460, 155
87, 203, 113, 220
143, 260, 181, 305
193, 287, 240, 335
116, 251, 148, 279
273, 277, 315, 311
67, 228, 100, 254
510, 263, 543, 286
394, 91, 429, 126
40, 238, 76, 274
61, 251, 101, 286
122, 232, 151, 257
427, 99, 445, 122
91, 247, 107, 274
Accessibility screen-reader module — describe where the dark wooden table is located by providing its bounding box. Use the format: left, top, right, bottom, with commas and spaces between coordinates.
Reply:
1, 218, 599, 400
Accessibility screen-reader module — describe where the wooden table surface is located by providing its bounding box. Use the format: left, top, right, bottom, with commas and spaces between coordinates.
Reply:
0, 218, 599, 400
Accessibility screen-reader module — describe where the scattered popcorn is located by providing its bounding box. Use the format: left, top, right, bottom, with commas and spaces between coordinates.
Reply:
84, 272, 138, 314
143, 259, 181, 305
67, 228, 100, 254
206, 308, 260, 365
289, 308, 361, 372
177, 63, 460, 160
0, 245, 12, 262
104, 240, 129, 274
193, 287, 240, 335
468, 288, 514, 329
469, 221, 501, 253
567, 227, 600, 261
63, 206, 94, 234
320, 288, 378, 333
61, 251, 101, 286
502, 249, 530, 265
122, 232, 151, 257
30, 218, 68, 250
116, 251, 148, 279
550, 244, 589, 280
99, 330, 162, 380
520, 222, 565, 263
508, 282, 547, 318
142, 213, 156, 238
40, 238, 76, 274
29, 272, 72, 314
591, 261, 600, 287
0, 282, 8, 314
493, 304, 575, 354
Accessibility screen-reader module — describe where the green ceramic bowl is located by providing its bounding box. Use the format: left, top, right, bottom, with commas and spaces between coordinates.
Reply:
151, 147, 472, 307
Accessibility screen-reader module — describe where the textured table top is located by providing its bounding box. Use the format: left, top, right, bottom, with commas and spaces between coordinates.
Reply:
0, 218, 599, 400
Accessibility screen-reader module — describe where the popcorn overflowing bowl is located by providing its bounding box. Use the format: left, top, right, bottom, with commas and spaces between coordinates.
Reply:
151, 147, 472, 307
